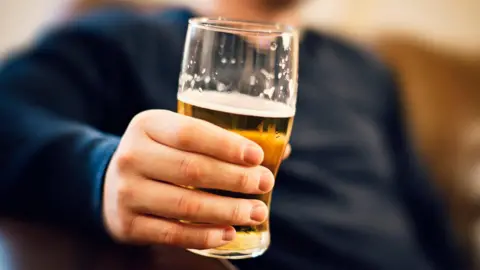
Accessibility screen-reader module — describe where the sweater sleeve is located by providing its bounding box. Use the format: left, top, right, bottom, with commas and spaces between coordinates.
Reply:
0, 20, 125, 233
233, 41, 446, 269
385, 73, 466, 269
0, 6, 194, 236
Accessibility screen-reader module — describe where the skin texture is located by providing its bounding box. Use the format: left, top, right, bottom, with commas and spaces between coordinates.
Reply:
103, 110, 288, 248
65, 0, 298, 250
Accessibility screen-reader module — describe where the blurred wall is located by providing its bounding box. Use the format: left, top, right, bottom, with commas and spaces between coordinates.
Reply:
0, 0, 178, 57
2, 0, 479, 57
0, 0, 70, 56
303, 0, 480, 56
0, 0, 321, 57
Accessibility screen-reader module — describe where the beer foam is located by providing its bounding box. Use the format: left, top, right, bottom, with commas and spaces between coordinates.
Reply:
178, 90, 295, 118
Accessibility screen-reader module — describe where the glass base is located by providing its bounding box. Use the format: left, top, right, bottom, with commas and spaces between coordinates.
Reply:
187, 231, 269, 260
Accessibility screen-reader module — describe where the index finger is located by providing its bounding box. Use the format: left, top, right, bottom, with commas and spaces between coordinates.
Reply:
140, 110, 264, 166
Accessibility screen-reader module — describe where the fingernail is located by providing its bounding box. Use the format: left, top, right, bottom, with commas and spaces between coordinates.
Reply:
243, 144, 263, 165
258, 171, 274, 192
250, 204, 268, 222
222, 227, 236, 241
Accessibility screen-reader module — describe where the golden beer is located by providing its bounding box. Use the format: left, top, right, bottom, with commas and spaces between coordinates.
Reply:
177, 90, 294, 258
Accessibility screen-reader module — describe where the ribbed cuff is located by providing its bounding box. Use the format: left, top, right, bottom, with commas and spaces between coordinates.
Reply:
88, 135, 120, 235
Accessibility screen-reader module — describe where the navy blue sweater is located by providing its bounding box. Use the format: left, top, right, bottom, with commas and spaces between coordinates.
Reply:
0, 8, 463, 270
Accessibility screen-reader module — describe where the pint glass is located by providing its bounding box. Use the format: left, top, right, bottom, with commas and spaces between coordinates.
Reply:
177, 17, 299, 259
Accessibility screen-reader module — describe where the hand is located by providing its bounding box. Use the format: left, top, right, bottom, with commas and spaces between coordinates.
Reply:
103, 110, 276, 250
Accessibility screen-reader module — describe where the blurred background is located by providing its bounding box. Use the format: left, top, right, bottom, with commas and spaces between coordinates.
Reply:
1, 0, 479, 57
1, 0, 480, 266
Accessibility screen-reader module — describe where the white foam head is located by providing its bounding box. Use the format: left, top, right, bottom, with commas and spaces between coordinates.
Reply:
178, 90, 295, 118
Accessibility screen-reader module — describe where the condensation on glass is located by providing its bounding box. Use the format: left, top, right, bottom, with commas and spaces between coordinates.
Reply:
177, 17, 299, 260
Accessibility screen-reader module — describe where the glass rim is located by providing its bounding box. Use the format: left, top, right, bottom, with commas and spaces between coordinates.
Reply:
188, 17, 298, 36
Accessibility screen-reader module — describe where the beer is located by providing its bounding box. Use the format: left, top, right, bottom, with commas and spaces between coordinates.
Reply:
177, 90, 294, 258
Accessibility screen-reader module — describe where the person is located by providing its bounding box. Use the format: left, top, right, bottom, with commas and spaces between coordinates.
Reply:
0, 0, 464, 269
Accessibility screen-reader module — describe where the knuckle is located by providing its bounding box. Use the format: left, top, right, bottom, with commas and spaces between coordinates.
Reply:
130, 110, 171, 130
117, 215, 138, 241
238, 170, 253, 191
176, 194, 202, 219
224, 138, 242, 160
200, 230, 214, 249
175, 123, 196, 149
130, 110, 152, 129
229, 200, 246, 223
115, 150, 137, 170
116, 180, 135, 206
159, 225, 182, 246
179, 156, 201, 182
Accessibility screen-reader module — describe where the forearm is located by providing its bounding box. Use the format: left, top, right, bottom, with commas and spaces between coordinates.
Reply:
0, 119, 119, 232
0, 22, 124, 232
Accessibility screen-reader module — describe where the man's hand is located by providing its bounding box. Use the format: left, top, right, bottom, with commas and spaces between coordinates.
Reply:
103, 110, 277, 250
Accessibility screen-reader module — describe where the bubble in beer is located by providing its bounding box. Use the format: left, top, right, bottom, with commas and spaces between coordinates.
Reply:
264, 87, 275, 98
270, 42, 278, 51
177, 90, 295, 253
261, 69, 274, 80
217, 82, 227, 91
250, 76, 256, 86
